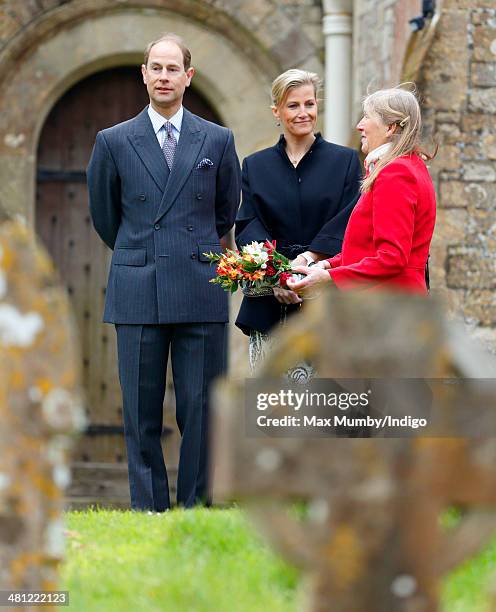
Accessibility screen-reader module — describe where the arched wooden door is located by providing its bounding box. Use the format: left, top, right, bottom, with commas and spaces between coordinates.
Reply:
36, 67, 222, 505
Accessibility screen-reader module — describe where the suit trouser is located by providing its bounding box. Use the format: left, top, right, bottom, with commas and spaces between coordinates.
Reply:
115, 322, 227, 511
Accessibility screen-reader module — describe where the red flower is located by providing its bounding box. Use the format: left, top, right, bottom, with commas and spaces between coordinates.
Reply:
264, 240, 276, 253
265, 264, 277, 277
279, 272, 292, 287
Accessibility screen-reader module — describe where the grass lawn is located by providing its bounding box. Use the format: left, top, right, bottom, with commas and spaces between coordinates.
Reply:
62, 508, 300, 612
62, 508, 496, 611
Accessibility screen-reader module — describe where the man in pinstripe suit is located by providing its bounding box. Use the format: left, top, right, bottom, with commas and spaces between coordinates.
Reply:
87, 33, 241, 511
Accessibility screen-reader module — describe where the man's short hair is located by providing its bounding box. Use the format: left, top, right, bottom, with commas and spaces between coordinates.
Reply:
143, 33, 191, 70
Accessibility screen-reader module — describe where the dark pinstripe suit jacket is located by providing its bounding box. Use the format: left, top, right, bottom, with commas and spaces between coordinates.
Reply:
87, 107, 241, 324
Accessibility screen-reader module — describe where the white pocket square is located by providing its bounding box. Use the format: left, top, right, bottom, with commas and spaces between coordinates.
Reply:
196, 158, 214, 169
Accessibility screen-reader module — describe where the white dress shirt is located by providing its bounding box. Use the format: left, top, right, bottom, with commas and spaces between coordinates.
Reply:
147, 104, 183, 147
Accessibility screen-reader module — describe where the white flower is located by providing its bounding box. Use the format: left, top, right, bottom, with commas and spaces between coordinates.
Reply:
242, 242, 269, 264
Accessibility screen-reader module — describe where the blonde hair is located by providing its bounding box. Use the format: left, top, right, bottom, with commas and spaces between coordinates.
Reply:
361, 84, 434, 192
271, 69, 321, 108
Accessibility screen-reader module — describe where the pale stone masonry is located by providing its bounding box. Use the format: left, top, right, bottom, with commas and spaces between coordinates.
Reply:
353, 0, 419, 117
420, 3, 496, 349
0, 0, 495, 350
354, 0, 496, 351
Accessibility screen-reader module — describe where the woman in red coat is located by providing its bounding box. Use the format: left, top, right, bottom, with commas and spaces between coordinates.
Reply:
288, 86, 436, 295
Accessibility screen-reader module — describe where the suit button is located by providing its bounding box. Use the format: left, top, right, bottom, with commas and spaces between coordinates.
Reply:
196, 193, 203, 200
187, 225, 194, 231
154, 224, 160, 230
191, 253, 197, 259
139, 194, 146, 201
298, 178, 302, 183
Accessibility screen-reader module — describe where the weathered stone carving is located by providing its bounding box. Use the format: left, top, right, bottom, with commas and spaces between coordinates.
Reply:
0, 211, 84, 592
213, 289, 496, 611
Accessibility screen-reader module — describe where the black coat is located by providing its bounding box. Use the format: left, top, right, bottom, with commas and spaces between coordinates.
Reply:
235, 133, 362, 335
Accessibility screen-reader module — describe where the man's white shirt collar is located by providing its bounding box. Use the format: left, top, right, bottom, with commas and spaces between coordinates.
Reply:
147, 105, 183, 138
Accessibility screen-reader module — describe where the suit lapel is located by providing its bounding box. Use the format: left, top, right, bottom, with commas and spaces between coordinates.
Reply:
154, 109, 206, 223
127, 108, 169, 193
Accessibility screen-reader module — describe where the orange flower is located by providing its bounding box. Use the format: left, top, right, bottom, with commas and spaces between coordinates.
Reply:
249, 270, 265, 281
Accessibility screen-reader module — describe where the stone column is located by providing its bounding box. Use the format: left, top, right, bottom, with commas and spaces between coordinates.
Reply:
323, 0, 353, 145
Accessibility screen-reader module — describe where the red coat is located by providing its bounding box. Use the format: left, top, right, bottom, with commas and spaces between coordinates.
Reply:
327, 154, 436, 294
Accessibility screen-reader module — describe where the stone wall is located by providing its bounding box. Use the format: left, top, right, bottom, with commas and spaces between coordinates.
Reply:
0, 0, 324, 79
420, 1, 496, 350
0, 0, 324, 222
0, 213, 84, 590
0, 0, 325, 379
3, 0, 494, 351
353, 0, 419, 117
354, 0, 496, 352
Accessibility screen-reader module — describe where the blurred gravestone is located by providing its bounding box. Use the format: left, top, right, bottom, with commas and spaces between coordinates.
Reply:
213, 290, 496, 612
0, 210, 84, 593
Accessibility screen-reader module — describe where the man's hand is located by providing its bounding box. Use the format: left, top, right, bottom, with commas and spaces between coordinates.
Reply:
286, 265, 333, 296
273, 285, 303, 304
314, 259, 331, 270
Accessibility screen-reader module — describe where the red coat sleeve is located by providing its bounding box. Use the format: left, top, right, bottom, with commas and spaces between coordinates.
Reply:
327, 253, 342, 267
329, 161, 417, 288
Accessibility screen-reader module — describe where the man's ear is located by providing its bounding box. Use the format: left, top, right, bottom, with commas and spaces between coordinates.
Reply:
141, 64, 147, 84
185, 66, 195, 87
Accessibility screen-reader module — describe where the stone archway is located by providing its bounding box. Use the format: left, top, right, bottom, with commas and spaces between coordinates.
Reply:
0, 6, 281, 224
0, 5, 287, 505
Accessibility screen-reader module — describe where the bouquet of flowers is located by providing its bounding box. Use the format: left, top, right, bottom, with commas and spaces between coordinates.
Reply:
203, 240, 295, 296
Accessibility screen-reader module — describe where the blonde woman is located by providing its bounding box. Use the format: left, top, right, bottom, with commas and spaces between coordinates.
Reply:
235, 69, 361, 368
289, 85, 436, 296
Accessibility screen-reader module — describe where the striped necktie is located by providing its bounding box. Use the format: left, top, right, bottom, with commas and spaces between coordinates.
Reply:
162, 121, 177, 169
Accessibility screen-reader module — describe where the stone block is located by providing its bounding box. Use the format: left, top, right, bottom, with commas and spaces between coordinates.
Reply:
432, 144, 462, 172
301, 23, 324, 49
465, 182, 496, 209
235, 0, 274, 28
271, 26, 318, 69
295, 55, 325, 77
482, 133, 496, 159
462, 161, 496, 182
429, 208, 467, 290
432, 208, 467, 245
214, 288, 496, 612
471, 62, 496, 87
1, 0, 41, 27
469, 88, 496, 113
255, 9, 298, 48
0, 216, 83, 591
465, 290, 496, 326
446, 245, 496, 289
444, 0, 496, 8
436, 123, 462, 145
465, 208, 496, 251
300, 5, 323, 25
438, 170, 461, 182
421, 11, 469, 112
435, 111, 461, 125
439, 181, 469, 208
461, 113, 493, 133
461, 144, 484, 160
0, 9, 20, 46
472, 24, 496, 63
